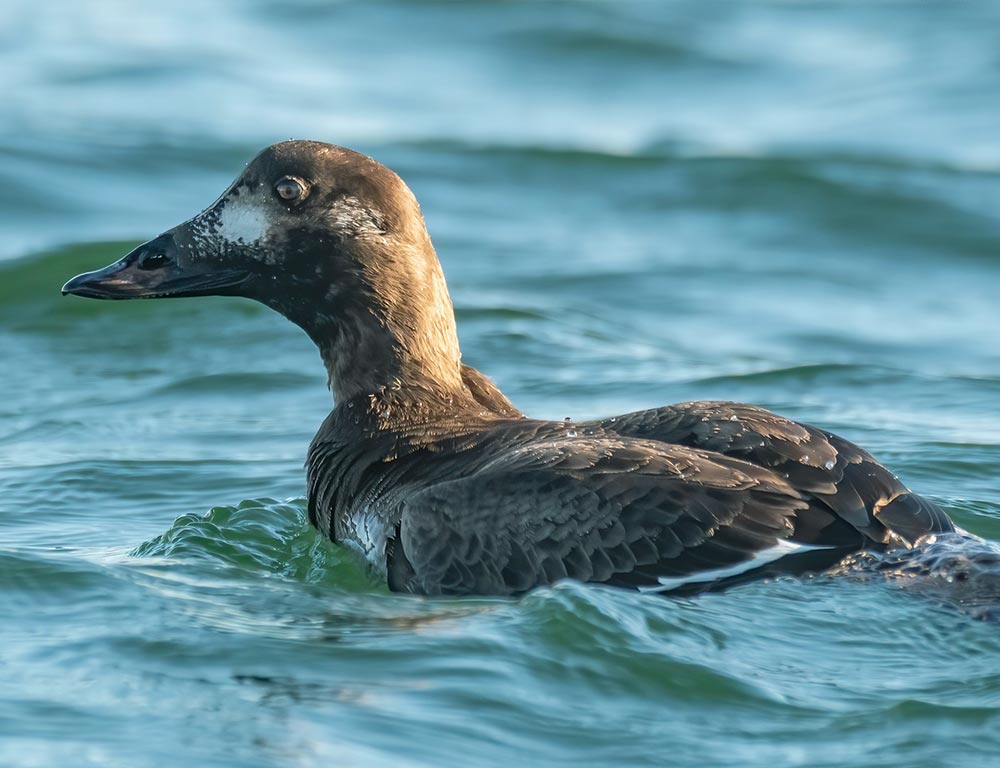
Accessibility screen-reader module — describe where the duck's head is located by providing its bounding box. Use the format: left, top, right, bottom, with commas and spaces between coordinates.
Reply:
63, 140, 464, 402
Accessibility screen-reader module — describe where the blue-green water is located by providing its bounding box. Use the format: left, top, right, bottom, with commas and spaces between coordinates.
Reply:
3, 2, 1000, 766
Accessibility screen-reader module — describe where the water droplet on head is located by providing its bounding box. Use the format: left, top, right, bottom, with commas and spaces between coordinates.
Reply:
824, 459, 836, 470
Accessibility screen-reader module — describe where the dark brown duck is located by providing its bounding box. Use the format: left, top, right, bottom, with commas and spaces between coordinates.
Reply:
63, 140, 957, 596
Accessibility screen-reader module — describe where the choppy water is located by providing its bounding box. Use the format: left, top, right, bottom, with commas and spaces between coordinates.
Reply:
3, 1, 1000, 766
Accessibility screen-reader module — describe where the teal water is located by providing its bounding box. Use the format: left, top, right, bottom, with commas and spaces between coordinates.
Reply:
3, 1, 1000, 766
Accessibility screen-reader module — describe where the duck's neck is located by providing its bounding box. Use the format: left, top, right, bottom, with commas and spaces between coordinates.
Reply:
299, 237, 467, 406
312, 315, 464, 406
272, 224, 522, 418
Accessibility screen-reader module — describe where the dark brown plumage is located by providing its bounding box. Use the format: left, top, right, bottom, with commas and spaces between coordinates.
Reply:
62, 140, 956, 597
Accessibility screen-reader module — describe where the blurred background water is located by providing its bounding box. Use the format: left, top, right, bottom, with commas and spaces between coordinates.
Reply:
2, 1, 1000, 766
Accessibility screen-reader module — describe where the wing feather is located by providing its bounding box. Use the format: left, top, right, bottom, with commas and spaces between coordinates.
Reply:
596, 401, 954, 547
388, 438, 809, 596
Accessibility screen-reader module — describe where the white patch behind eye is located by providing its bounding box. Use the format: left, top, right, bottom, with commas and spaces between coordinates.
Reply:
327, 195, 385, 236
216, 198, 272, 245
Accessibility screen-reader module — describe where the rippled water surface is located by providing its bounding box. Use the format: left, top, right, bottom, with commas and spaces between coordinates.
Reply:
3, 1, 1000, 766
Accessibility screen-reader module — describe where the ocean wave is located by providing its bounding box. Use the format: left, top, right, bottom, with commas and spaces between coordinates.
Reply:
132, 497, 380, 591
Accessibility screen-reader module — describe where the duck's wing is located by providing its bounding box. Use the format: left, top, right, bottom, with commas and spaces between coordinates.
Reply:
386, 437, 850, 596
594, 401, 953, 547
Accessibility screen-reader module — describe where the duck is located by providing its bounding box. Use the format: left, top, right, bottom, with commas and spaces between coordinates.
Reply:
62, 140, 956, 596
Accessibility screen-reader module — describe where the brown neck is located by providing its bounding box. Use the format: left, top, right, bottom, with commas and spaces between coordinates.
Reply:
312, 315, 464, 406
304, 235, 466, 405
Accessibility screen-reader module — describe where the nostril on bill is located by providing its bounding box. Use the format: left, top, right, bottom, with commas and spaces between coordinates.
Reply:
137, 249, 171, 270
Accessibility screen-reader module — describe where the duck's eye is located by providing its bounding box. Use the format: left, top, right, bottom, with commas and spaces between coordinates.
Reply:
275, 176, 307, 202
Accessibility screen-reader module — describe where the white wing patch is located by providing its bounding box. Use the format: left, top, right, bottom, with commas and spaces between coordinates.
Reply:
642, 539, 830, 592
344, 507, 389, 574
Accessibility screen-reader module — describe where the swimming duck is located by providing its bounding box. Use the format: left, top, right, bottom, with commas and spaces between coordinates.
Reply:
62, 140, 955, 596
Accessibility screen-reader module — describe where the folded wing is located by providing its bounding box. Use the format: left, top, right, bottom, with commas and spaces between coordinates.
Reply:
387, 437, 848, 596
596, 400, 954, 547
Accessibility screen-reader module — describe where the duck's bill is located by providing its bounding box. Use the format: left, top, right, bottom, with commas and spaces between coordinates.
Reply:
61, 234, 252, 300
